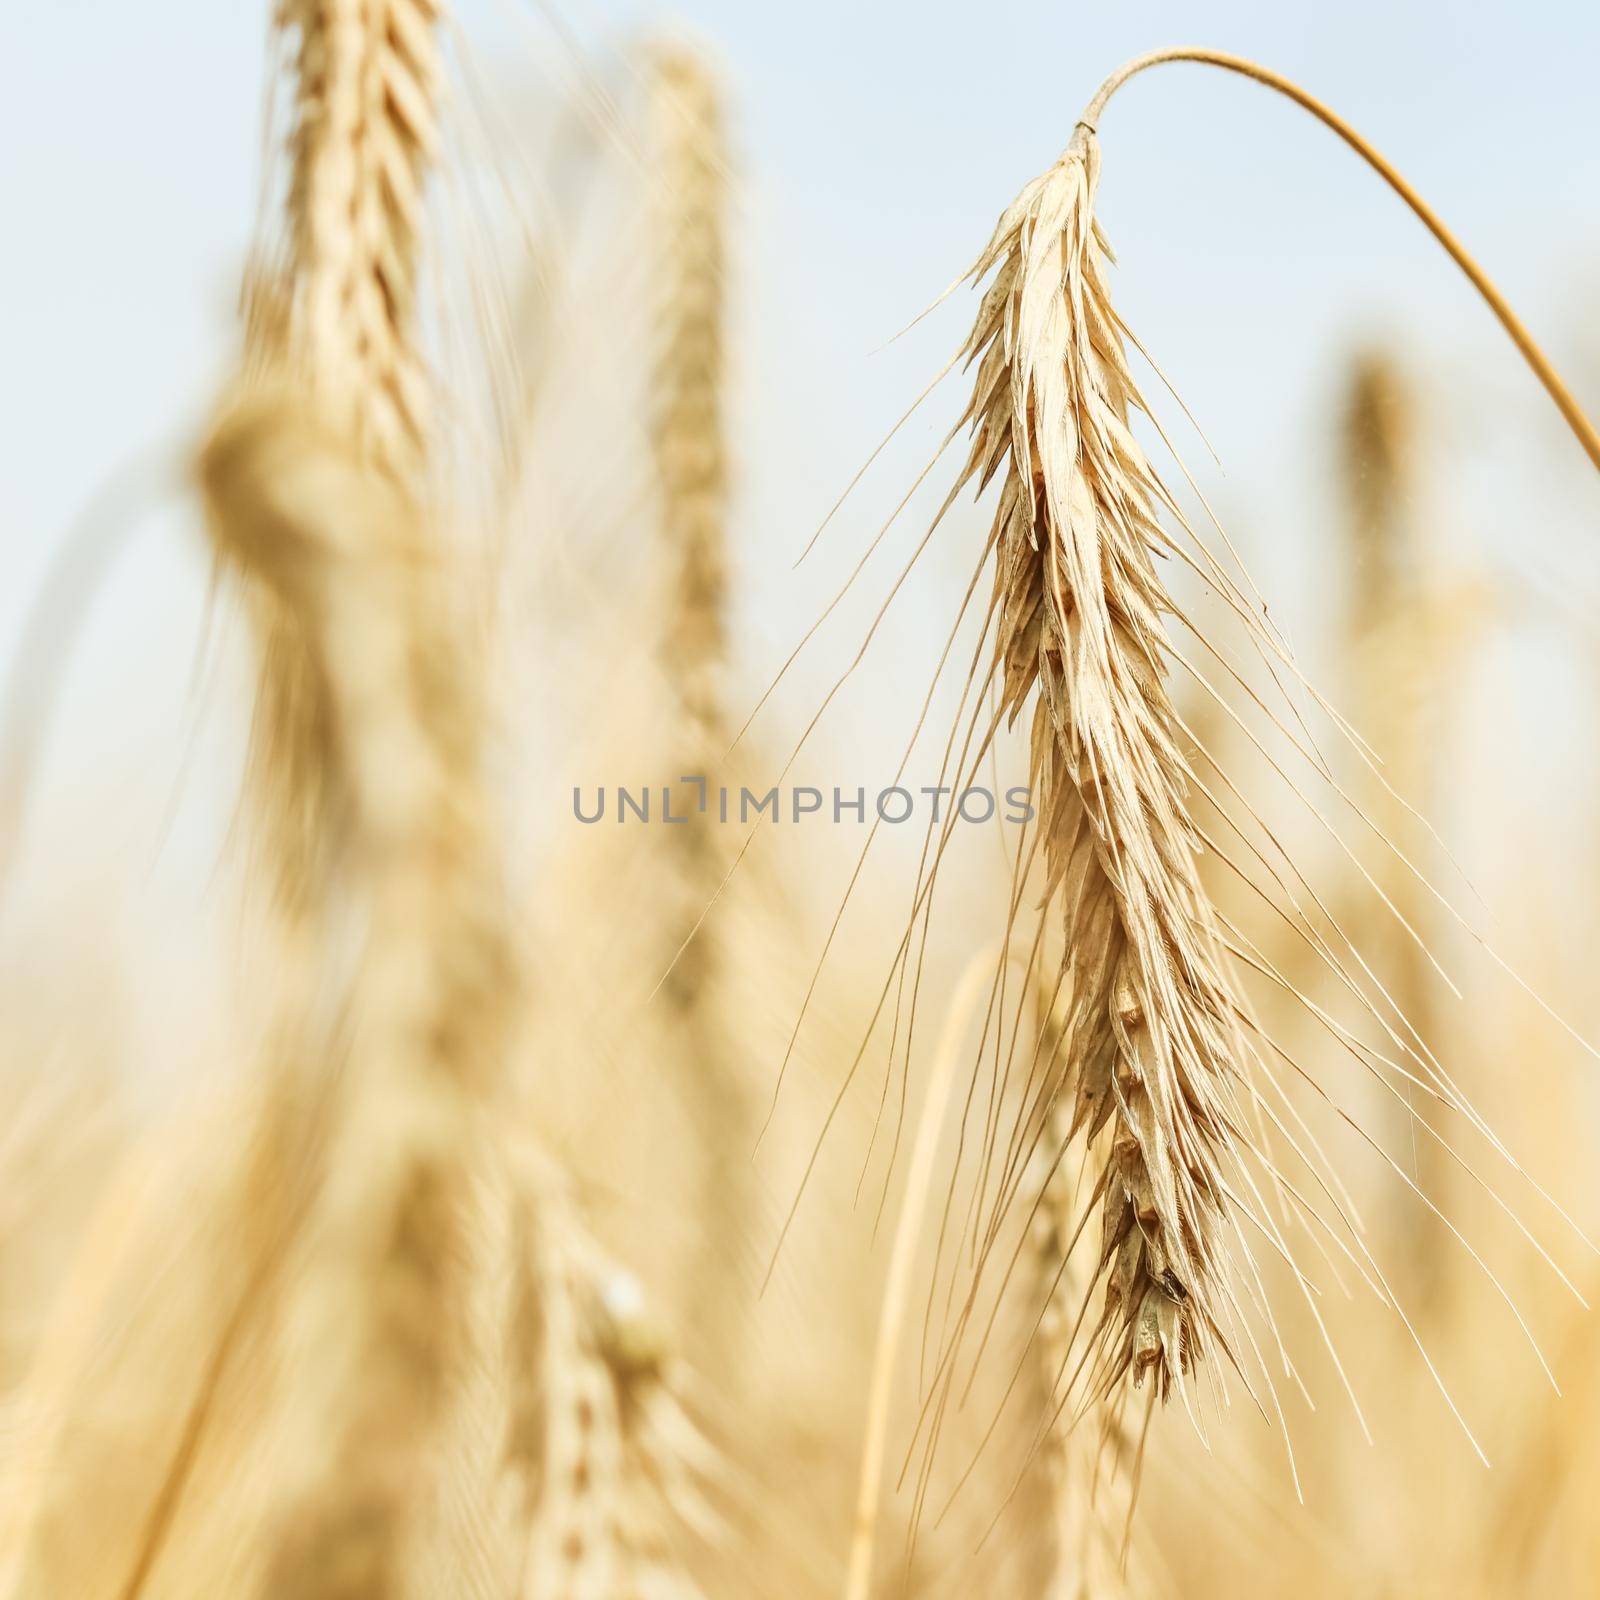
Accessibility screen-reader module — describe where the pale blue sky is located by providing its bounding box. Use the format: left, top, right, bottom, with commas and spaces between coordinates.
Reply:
6, 0, 1599, 554
3, 1, 1599, 901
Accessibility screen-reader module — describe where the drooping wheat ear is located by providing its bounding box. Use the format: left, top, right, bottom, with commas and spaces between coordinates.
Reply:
199, 389, 515, 1599
958, 124, 1250, 1398
505, 1150, 714, 1600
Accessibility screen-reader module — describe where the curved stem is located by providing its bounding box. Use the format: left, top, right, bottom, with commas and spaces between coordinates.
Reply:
1078, 47, 1600, 476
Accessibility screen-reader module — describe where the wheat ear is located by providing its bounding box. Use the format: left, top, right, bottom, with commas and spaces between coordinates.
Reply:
209, 16, 479, 1583
269, 0, 440, 464
643, 39, 758, 1374
956, 122, 1252, 1395
0, 0, 453, 1551
944, 45, 1600, 1410
1340, 351, 1436, 1013
1338, 350, 1471, 1285
1077, 48, 1600, 476
244, 0, 444, 914
1029, 990, 1141, 1598
200, 387, 514, 1597
504, 1146, 716, 1600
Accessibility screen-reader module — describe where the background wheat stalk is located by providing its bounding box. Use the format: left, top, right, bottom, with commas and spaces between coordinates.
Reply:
269, 0, 440, 465
650, 42, 730, 799
195, 5, 506, 1589
1027, 984, 1142, 1598
503, 1147, 717, 1600
1338, 352, 1448, 1240
198, 388, 513, 1596
242, 0, 444, 914
0, 7, 459, 1587
205, 12, 735, 1589
644, 40, 759, 1377
14, 22, 1600, 1600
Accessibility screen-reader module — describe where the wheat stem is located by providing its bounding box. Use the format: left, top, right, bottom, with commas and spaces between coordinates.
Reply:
843, 952, 992, 1600
1078, 46, 1600, 476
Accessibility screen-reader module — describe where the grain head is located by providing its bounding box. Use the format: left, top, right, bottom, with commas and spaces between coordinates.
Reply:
955, 125, 1253, 1400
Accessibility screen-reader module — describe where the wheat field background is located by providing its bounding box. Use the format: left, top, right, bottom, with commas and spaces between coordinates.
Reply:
2, 3, 1600, 1597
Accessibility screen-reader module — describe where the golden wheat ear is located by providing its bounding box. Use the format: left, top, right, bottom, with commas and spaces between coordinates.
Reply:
198, 387, 503, 1589
268, 0, 441, 466
498, 1147, 729, 1600
945, 122, 1248, 1400
1335, 351, 1470, 1285
649, 40, 730, 785
641, 36, 768, 1380
876, 50, 1600, 1492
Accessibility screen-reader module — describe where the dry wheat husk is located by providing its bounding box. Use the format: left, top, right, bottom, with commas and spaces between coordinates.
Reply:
955, 125, 1259, 1400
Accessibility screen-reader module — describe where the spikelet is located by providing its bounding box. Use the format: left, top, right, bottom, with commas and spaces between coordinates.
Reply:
1338, 349, 1469, 1285
957, 125, 1255, 1398
1338, 349, 1459, 913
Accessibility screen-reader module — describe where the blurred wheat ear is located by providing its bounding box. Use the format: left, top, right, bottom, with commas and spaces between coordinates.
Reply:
199, 385, 514, 1596
1027, 980, 1144, 1596
204, 7, 510, 1588
200, 8, 730, 1593
1339, 354, 1445, 1239
501, 1143, 727, 1600
645, 38, 762, 1378
650, 42, 730, 801
242, 0, 443, 915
